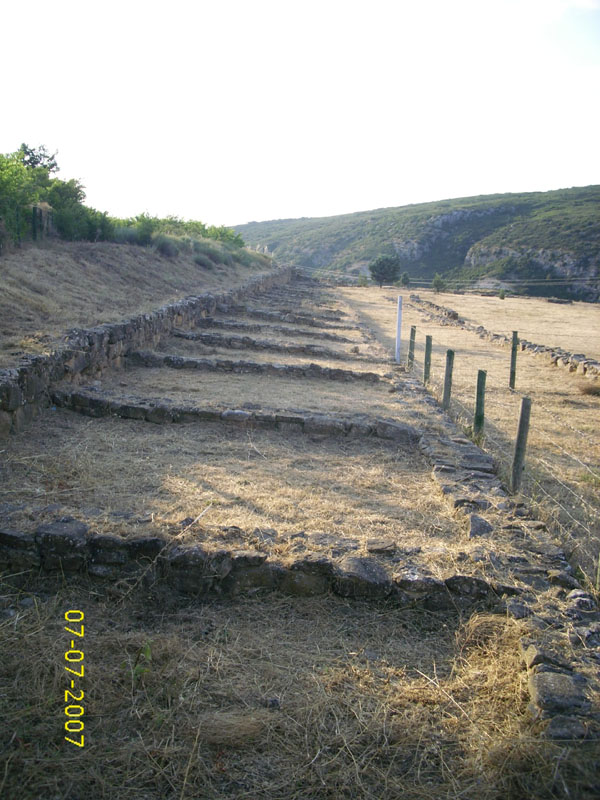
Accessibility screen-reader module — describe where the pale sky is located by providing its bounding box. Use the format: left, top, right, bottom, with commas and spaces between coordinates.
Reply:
2, 0, 599, 226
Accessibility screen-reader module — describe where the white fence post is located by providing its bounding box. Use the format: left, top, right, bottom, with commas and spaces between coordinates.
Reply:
395, 295, 403, 363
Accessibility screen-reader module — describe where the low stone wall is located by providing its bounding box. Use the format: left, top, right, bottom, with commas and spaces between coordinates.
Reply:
128, 351, 382, 382
0, 268, 294, 439
0, 519, 514, 607
409, 294, 600, 379
49, 388, 419, 442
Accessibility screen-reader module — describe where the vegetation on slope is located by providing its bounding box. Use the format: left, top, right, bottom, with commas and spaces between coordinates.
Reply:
0, 144, 243, 253
235, 186, 600, 299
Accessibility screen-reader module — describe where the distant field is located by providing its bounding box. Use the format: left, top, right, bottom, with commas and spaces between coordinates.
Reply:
417, 290, 600, 361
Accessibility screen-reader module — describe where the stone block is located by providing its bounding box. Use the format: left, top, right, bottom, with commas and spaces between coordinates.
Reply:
0, 547, 41, 569
393, 571, 446, 596
445, 574, 491, 599
35, 519, 89, 553
0, 529, 36, 550
375, 421, 419, 445
333, 555, 392, 598
542, 715, 588, 740
468, 514, 493, 538
304, 416, 346, 435
279, 570, 330, 596
88, 534, 129, 565
221, 564, 279, 595
145, 405, 173, 424
221, 409, 252, 423
528, 672, 590, 713
290, 554, 335, 577
127, 537, 166, 560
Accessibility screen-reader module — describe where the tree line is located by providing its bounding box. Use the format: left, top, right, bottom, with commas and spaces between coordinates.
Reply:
0, 144, 244, 254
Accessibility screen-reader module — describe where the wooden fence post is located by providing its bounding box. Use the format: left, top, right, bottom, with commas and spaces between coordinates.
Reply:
408, 326, 416, 369
395, 296, 403, 363
511, 396, 532, 493
510, 331, 519, 390
473, 370, 486, 436
424, 335, 432, 384
442, 349, 454, 410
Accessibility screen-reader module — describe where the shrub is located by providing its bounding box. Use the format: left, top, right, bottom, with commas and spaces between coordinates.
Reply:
498, 289, 506, 300
194, 253, 214, 269
432, 273, 446, 293
357, 274, 369, 287
113, 226, 140, 245
579, 381, 600, 396
153, 233, 179, 258
193, 239, 230, 266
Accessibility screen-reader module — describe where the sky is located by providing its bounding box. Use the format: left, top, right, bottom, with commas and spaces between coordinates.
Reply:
1, 0, 599, 226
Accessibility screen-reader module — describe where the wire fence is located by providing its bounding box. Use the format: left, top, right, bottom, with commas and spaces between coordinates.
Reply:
408, 341, 600, 581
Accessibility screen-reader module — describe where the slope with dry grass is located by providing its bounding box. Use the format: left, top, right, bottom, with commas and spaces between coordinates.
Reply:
0, 240, 273, 368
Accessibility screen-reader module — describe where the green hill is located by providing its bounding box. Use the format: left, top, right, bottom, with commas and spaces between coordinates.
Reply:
235, 186, 600, 300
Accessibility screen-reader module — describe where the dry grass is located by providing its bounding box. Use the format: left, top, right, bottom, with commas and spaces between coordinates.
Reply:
0, 241, 273, 368
420, 290, 600, 362
579, 381, 600, 396
156, 335, 383, 372
2, 573, 597, 800
341, 288, 600, 582
0, 409, 463, 570
89, 365, 408, 419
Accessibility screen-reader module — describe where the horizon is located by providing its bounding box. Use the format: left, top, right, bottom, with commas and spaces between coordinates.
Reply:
233, 182, 599, 227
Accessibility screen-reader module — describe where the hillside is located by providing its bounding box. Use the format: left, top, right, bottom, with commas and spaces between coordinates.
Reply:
0, 239, 273, 368
235, 186, 600, 300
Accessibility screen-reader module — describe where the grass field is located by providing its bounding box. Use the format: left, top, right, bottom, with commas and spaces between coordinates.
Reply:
340, 287, 600, 583
417, 290, 600, 362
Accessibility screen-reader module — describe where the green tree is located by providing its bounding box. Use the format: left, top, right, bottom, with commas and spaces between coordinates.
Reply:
18, 143, 59, 173
0, 152, 39, 247
368, 254, 400, 288
400, 271, 410, 287
432, 272, 446, 292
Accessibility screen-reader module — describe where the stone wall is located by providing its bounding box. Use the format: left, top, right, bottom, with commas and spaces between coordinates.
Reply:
0, 268, 294, 439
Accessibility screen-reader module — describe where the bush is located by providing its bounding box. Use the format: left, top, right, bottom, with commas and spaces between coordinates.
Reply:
498, 289, 506, 300
357, 274, 369, 287
113, 226, 140, 245
432, 272, 446, 293
193, 239, 230, 266
579, 381, 600, 396
153, 234, 179, 258
194, 253, 214, 269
